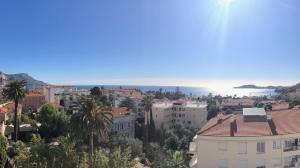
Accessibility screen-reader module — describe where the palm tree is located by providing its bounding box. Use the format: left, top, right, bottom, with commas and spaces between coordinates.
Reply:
70, 96, 112, 168
2, 80, 27, 142
166, 151, 187, 168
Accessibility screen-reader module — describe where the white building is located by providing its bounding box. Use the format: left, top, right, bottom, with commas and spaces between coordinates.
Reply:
152, 100, 207, 130
42, 85, 75, 103
0, 73, 7, 88
54, 90, 90, 109
189, 108, 300, 168
0, 73, 7, 97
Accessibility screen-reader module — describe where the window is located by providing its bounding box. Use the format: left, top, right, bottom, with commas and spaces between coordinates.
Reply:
218, 160, 228, 168
273, 140, 281, 150
284, 156, 293, 167
257, 142, 265, 153
218, 141, 227, 151
272, 158, 282, 167
256, 159, 266, 168
238, 142, 247, 154
284, 139, 299, 152
239, 160, 248, 168
187, 121, 191, 124
284, 139, 294, 149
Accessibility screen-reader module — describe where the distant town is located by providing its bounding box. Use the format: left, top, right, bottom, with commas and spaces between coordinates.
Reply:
1, 72, 300, 168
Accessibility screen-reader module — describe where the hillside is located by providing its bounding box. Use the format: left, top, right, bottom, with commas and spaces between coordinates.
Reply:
1, 72, 47, 90
234, 84, 285, 89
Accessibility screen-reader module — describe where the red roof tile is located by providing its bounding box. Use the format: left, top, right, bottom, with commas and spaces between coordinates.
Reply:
199, 109, 300, 137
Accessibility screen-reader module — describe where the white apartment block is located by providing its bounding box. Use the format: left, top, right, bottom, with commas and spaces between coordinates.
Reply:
0, 73, 7, 89
190, 108, 300, 168
152, 100, 207, 130
42, 85, 75, 103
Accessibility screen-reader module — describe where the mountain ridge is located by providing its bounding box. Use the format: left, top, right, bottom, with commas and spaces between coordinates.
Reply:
0, 71, 47, 90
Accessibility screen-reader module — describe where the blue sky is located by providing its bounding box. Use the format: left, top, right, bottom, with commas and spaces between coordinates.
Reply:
0, 0, 299, 86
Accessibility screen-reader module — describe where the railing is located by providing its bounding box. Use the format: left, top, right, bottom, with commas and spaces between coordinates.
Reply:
283, 145, 299, 152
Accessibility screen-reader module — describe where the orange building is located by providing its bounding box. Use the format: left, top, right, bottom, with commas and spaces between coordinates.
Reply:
22, 92, 46, 112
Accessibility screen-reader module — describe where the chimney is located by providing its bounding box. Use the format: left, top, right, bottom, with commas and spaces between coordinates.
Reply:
230, 117, 237, 137
267, 114, 277, 135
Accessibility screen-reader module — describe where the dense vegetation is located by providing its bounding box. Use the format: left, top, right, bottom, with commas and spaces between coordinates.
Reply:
0, 85, 194, 168
146, 87, 185, 100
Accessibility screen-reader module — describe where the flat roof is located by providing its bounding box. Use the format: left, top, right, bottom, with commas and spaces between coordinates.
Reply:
153, 101, 207, 108
243, 108, 266, 116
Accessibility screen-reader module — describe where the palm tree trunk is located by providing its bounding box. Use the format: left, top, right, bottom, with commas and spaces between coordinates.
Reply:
13, 101, 18, 142
143, 110, 149, 152
89, 130, 94, 168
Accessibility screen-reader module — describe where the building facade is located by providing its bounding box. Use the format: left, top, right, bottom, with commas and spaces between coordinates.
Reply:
111, 107, 136, 138
22, 92, 46, 112
0, 72, 7, 88
42, 85, 75, 103
152, 100, 207, 130
190, 108, 300, 168
0, 73, 7, 98
218, 98, 256, 113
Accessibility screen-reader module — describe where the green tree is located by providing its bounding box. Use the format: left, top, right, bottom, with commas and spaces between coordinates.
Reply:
109, 137, 143, 158
206, 97, 220, 120
12, 141, 31, 167
37, 104, 68, 141
164, 133, 179, 150
142, 96, 152, 151
119, 97, 137, 112
149, 107, 155, 142
2, 80, 28, 142
47, 136, 77, 168
166, 151, 188, 168
76, 151, 89, 168
109, 147, 136, 168
144, 143, 167, 167
0, 135, 7, 167
70, 96, 113, 168
90, 87, 102, 97
94, 149, 109, 168
29, 134, 49, 167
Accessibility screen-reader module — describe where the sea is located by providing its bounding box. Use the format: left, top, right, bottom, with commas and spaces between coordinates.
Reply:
75, 85, 277, 98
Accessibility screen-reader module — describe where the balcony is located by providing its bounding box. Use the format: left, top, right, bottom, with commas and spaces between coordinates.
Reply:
284, 146, 299, 152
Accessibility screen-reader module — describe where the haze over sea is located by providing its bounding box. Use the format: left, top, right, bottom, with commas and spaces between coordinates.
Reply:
76, 85, 276, 98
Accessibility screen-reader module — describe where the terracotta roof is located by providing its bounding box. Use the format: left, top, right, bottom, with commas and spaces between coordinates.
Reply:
50, 103, 64, 109
272, 102, 289, 111
27, 92, 44, 97
112, 107, 134, 118
38, 103, 64, 110
199, 108, 300, 137
0, 102, 14, 114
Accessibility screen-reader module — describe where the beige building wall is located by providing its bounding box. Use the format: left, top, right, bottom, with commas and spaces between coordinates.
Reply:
0, 122, 5, 136
190, 134, 300, 168
152, 101, 207, 129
